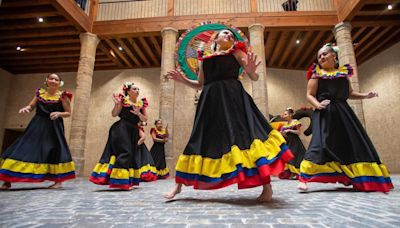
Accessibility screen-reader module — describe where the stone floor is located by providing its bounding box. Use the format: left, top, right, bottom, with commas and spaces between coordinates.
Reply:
0, 175, 399, 228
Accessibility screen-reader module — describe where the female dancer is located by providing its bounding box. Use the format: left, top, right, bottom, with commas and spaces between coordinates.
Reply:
278, 107, 306, 179
150, 120, 170, 179
164, 28, 293, 201
0, 73, 75, 189
90, 83, 156, 190
137, 123, 157, 182
298, 44, 393, 192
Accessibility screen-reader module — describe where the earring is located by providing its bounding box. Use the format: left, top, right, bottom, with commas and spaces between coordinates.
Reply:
60, 81, 64, 87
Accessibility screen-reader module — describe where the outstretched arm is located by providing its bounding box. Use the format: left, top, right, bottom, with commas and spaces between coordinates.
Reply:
19, 96, 38, 114
233, 50, 261, 81
348, 78, 378, 99
165, 63, 204, 90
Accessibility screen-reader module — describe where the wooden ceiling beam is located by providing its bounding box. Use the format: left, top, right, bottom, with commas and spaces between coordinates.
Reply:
0, 36, 80, 47
88, 0, 99, 26
264, 31, 280, 65
51, 0, 91, 32
0, 0, 52, 8
104, 39, 134, 68
1, 58, 79, 66
336, 0, 365, 21
8, 63, 80, 71
0, 26, 78, 39
0, 5, 59, 20
354, 27, 381, 51
286, 31, 315, 67
263, 31, 275, 60
1, 56, 110, 66
357, 9, 400, 16
278, 31, 300, 67
12, 68, 79, 74
0, 51, 81, 60
351, 19, 400, 27
138, 37, 160, 66
352, 27, 367, 42
98, 42, 124, 67
0, 16, 70, 30
359, 33, 400, 65
0, 44, 81, 54
266, 32, 284, 67
115, 38, 142, 67
356, 26, 393, 58
358, 27, 400, 63
149, 36, 162, 59
363, 0, 400, 4
127, 38, 151, 67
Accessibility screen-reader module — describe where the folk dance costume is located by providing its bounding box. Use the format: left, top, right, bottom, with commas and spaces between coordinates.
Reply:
0, 88, 75, 183
137, 125, 157, 182
90, 96, 157, 189
299, 64, 393, 192
175, 41, 293, 190
150, 128, 170, 179
278, 120, 306, 179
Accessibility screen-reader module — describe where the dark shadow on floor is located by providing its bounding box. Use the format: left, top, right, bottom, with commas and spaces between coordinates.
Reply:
299, 187, 358, 193
0, 187, 70, 191
165, 197, 290, 208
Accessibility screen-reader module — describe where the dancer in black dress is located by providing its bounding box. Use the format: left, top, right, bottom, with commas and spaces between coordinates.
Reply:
298, 44, 393, 192
150, 119, 169, 179
0, 74, 75, 190
164, 29, 293, 201
90, 83, 157, 190
278, 108, 306, 180
137, 123, 157, 182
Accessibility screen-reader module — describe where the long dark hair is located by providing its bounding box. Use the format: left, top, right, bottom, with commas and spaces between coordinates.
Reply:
211, 29, 238, 52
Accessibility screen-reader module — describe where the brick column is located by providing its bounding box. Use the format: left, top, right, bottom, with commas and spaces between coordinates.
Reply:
160, 27, 178, 174
249, 24, 269, 119
333, 22, 365, 126
69, 32, 100, 175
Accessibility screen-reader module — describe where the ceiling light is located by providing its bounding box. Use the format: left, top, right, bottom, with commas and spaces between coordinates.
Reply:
16, 46, 21, 51
38, 17, 44, 22
118, 46, 123, 51
388, 5, 393, 10
296, 40, 300, 44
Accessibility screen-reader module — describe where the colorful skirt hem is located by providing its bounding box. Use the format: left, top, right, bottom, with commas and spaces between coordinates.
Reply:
299, 160, 393, 192
175, 130, 293, 190
0, 158, 75, 183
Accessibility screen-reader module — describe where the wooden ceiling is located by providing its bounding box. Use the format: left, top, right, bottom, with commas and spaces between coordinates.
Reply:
0, 0, 114, 74
0, 0, 399, 74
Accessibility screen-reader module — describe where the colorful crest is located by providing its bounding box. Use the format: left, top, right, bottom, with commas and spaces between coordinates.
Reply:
175, 22, 249, 80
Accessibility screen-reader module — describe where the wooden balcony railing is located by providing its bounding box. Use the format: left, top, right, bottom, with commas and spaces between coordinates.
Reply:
97, 0, 335, 21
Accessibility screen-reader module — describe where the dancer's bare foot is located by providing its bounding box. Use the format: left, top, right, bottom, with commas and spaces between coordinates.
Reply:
164, 183, 182, 199
297, 182, 308, 191
48, 182, 63, 189
0, 182, 11, 190
257, 184, 273, 202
